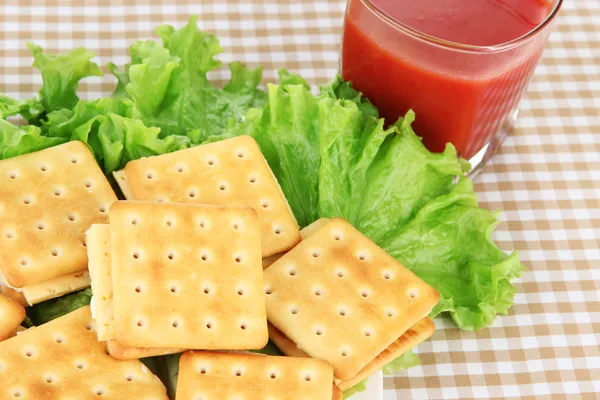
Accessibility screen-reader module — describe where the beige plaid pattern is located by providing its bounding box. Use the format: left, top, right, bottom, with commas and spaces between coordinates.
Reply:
1, 1, 598, 399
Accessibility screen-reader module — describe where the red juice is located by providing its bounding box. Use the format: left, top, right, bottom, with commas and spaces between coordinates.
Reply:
342, 0, 558, 159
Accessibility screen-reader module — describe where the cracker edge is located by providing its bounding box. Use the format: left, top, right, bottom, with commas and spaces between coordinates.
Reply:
107, 340, 183, 361
113, 169, 135, 200
178, 350, 334, 398
0, 294, 26, 340
268, 317, 435, 391
21, 270, 90, 306
262, 218, 330, 270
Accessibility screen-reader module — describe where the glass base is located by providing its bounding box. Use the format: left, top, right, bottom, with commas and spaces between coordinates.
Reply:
467, 107, 518, 179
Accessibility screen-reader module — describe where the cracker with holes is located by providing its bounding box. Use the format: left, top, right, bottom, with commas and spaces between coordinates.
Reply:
269, 317, 435, 391
0, 141, 117, 288
113, 135, 300, 258
0, 306, 168, 399
0, 293, 26, 341
86, 224, 181, 359
176, 351, 333, 400
110, 201, 268, 349
264, 218, 439, 382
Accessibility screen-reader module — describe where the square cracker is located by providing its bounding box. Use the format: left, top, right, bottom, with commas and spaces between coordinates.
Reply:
114, 135, 300, 257
110, 201, 268, 349
86, 224, 181, 359
269, 317, 436, 391
0, 306, 168, 399
176, 351, 333, 400
0, 141, 117, 287
264, 218, 439, 380
0, 293, 26, 341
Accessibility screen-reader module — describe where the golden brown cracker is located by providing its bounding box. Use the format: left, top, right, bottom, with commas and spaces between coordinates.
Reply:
0, 284, 28, 307
106, 340, 181, 361
117, 136, 300, 257
269, 318, 435, 391
332, 384, 344, 400
176, 351, 333, 400
0, 293, 25, 341
336, 317, 435, 391
264, 218, 439, 380
262, 218, 330, 270
0, 141, 117, 287
110, 201, 268, 349
0, 306, 168, 399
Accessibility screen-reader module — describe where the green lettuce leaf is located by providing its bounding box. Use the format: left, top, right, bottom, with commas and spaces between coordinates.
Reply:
108, 16, 267, 143
0, 119, 67, 159
319, 75, 379, 119
383, 349, 421, 375
319, 110, 467, 243
157, 353, 181, 400
0, 95, 44, 123
28, 43, 103, 112
26, 288, 92, 326
18, 98, 46, 124
343, 379, 368, 398
0, 94, 20, 119
278, 68, 310, 89
380, 178, 526, 331
41, 98, 189, 174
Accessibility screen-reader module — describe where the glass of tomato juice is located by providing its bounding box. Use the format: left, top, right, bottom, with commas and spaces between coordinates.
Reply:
341, 0, 563, 175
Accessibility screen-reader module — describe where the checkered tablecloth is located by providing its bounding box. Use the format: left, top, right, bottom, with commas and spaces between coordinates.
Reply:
1, 1, 598, 399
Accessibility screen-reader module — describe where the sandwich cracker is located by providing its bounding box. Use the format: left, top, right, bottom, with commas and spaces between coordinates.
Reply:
110, 201, 268, 349
269, 317, 436, 391
0, 141, 117, 287
0, 306, 168, 399
86, 224, 115, 341
0, 293, 25, 341
264, 218, 439, 380
114, 136, 300, 257
86, 224, 181, 359
176, 351, 333, 400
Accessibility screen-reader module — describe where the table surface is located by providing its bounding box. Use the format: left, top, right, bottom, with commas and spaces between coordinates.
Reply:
1, 1, 598, 399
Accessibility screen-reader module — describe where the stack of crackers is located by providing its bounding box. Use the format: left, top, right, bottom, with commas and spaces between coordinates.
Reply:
0, 136, 439, 399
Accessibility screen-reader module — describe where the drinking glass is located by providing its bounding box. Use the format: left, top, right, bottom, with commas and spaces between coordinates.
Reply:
341, 0, 563, 175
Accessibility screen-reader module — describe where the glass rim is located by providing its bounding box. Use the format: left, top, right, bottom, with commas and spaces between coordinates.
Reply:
359, 0, 564, 53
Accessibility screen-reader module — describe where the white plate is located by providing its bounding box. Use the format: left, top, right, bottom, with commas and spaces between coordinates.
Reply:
346, 371, 383, 400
